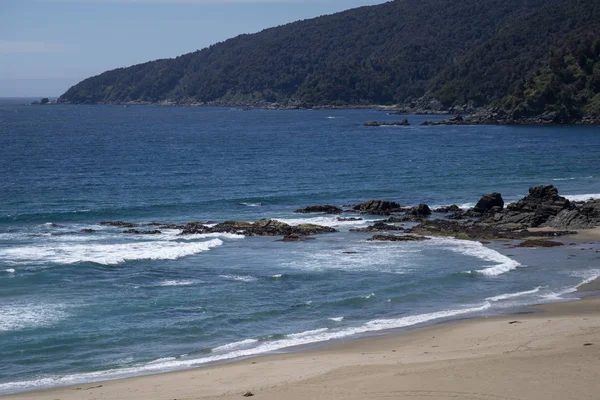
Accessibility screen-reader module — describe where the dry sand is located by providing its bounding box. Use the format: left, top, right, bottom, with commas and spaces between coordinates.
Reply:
4, 296, 600, 400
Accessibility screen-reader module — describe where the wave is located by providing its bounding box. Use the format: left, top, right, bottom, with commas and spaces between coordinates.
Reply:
4, 268, 15, 274
486, 286, 544, 302
239, 202, 263, 207
0, 302, 491, 394
0, 302, 68, 332
219, 274, 257, 282
328, 317, 344, 322
540, 269, 600, 301
0, 239, 223, 265
563, 193, 600, 202
156, 280, 202, 287
433, 237, 522, 276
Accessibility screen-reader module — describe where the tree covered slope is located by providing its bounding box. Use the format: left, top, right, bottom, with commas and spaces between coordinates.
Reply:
59, 0, 600, 118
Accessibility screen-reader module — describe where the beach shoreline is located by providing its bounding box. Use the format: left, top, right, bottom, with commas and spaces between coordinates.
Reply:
5, 291, 600, 400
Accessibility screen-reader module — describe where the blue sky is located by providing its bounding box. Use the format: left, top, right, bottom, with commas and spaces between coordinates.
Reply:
1, 0, 388, 97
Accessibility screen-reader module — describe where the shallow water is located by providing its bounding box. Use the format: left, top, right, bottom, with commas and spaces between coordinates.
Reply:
1, 103, 600, 393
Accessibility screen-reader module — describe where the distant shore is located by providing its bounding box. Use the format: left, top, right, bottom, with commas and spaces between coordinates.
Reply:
5, 289, 600, 400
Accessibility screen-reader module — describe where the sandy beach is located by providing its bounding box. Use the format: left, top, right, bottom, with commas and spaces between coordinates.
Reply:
4, 292, 599, 400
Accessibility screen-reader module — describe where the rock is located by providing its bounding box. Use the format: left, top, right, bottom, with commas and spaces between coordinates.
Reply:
100, 221, 139, 228
350, 222, 405, 232
473, 193, 504, 213
122, 229, 162, 234
80, 229, 96, 233
368, 234, 429, 241
181, 219, 336, 237
353, 200, 404, 215
279, 234, 315, 242
516, 240, 564, 248
243, 392, 254, 397
407, 204, 432, 217
295, 205, 343, 214
433, 205, 460, 213
364, 119, 410, 127
505, 185, 570, 227
548, 199, 600, 229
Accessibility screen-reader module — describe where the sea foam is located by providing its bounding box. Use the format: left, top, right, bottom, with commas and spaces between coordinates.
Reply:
0, 239, 223, 265
486, 286, 544, 302
433, 237, 522, 276
563, 193, 600, 202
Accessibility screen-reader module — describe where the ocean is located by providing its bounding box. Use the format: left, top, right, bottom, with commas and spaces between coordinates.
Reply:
1, 100, 600, 394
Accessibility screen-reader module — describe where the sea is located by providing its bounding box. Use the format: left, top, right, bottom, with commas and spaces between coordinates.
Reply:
1, 98, 600, 394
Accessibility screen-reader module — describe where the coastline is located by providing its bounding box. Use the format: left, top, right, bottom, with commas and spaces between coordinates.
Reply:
5, 290, 600, 400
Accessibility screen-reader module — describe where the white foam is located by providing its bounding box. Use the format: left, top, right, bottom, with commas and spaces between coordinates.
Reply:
0, 302, 68, 332
212, 339, 259, 353
272, 274, 283, 278
157, 280, 201, 287
0, 239, 223, 265
240, 202, 263, 207
361, 293, 375, 299
574, 269, 600, 289
433, 237, 522, 276
4, 268, 15, 274
0, 302, 491, 394
274, 216, 372, 228
219, 274, 257, 282
563, 193, 600, 202
329, 317, 344, 322
552, 177, 577, 181
486, 287, 544, 302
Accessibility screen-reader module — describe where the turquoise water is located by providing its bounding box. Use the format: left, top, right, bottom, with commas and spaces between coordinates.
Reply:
1, 101, 600, 393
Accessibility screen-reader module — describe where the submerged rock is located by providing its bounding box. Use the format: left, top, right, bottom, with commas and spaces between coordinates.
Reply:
122, 229, 162, 235
364, 119, 410, 127
295, 205, 343, 214
368, 234, 429, 241
100, 221, 139, 228
433, 205, 461, 213
516, 239, 564, 248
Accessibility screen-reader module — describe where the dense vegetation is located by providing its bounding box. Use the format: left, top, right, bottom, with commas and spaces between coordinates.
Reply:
60, 0, 600, 118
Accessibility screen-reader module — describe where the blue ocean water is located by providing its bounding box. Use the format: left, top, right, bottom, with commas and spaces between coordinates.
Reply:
1, 101, 600, 393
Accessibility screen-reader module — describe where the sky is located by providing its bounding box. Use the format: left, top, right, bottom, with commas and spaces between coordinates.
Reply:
0, 0, 388, 97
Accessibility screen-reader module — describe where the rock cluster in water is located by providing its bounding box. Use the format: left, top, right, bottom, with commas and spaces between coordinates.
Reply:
95, 185, 598, 244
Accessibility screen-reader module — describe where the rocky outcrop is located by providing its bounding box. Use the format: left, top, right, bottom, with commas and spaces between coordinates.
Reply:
547, 199, 600, 229
353, 200, 404, 215
295, 205, 343, 214
368, 234, 429, 241
350, 222, 405, 232
407, 204, 432, 217
180, 219, 336, 237
122, 229, 162, 235
474, 193, 504, 214
364, 119, 410, 127
433, 205, 460, 213
501, 185, 570, 227
516, 239, 564, 248
100, 221, 139, 228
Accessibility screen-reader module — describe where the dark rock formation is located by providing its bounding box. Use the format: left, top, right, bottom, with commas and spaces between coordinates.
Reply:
122, 229, 162, 235
474, 193, 504, 213
80, 229, 96, 233
337, 217, 363, 222
100, 221, 139, 228
350, 222, 405, 232
368, 234, 429, 241
295, 205, 343, 214
421, 115, 464, 125
279, 234, 316, 242
407, 204, 432, 217
516, 239, 564, 248
364, 119, 410, 127
547, 199, 600, 229
433, 205, 460, 213
180, 219, 336, 237
353, 200, 404, 215
501, 185, 570, 227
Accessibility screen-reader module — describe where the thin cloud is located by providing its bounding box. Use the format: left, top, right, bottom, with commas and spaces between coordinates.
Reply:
0, 40, 67, 53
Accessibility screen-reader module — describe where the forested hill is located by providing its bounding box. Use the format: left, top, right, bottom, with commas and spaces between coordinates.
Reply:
59, 0, 600, 118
